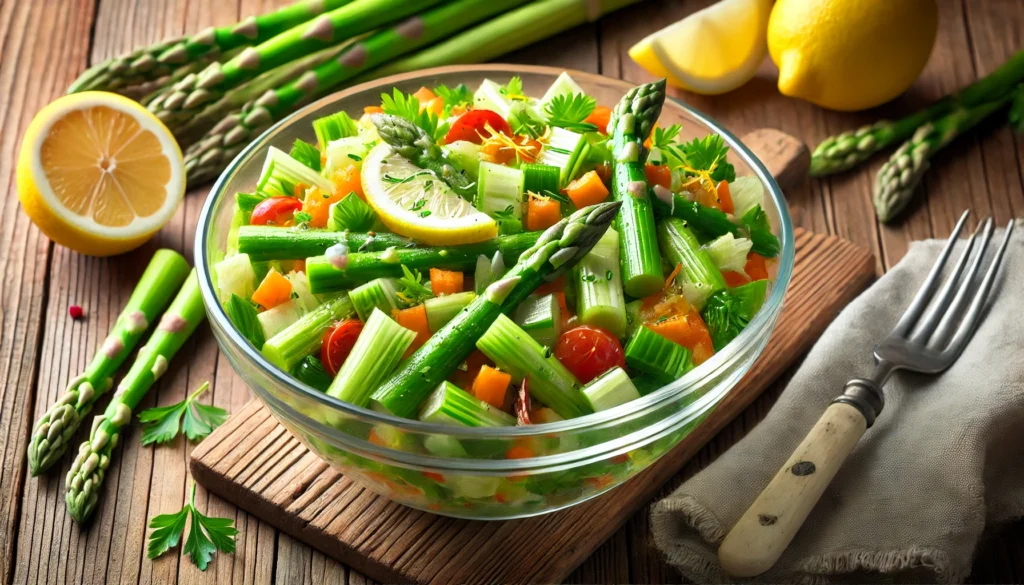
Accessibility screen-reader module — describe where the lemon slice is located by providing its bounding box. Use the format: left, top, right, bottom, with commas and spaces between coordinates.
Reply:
629, 0, 772, 95
17, 92, 185, 257
361, 143, 496, 246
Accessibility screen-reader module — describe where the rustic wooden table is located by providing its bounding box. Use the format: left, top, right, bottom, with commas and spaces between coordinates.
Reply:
2, 0, 1022, 583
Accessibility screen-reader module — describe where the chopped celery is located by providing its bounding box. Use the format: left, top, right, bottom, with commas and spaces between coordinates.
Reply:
443, 141, 482, 180
513, 293, 562, 347
473, 79, 515, 118
424, 291, 476, 331
657, 218, 727, 310
223, 294, 265, 350
327, 193, 376, 232
323, 136, 368, 176
625, 299, 643, 338
704, 232, 753, 275
449, 475, 501, 499
539, 72, 586, 110
582, 367, 640, 411
575, 228, 627, 339
474, 251, 506, 294
729, 176, 764, 218
537, 127, 586, 187
257, 147, 333, 198
236, 192, 266, 217
476, 162, 524, 235
291, 356, 332, 392
349, 278, 401, 321
328, 308, 415, 407
732, 279, 769, 320
423, 434, 468, 457
285, 271, 320, 313
624, 325, 693, 383
313, 111, 359, 150
289, 139, 321, 172
521, 163, 561, 195
214, 253, 256, 302
418, 381, 516, 427
476, 314, 591, 419
262, 294, 354, 372
257, 299, 302, 340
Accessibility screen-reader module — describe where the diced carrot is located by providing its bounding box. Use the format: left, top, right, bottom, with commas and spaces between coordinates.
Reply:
251, 268, 292, 309
717, 180, 734, 214
583, 473, 614, 489
429, 268, 464, 296
694, 184, 720, 209
646, 311, 715, 365
329, 163, 364, 200
594, 163, 612, 184
450, 349, 492, 389
363, 105, 384, 115
472, 365, 511, 409
526, 197, 561, 231
423, 96, 444, 115
367, 429, 388, 447
564, 170, 609, 208
722, 270, 749, 288
422, 471, 445, 483
392, 305, 431, 355
413, 86, 436, 104
506, 445, 534, 459
745, 252, 769, 281
584, 105, 612, 134
301, 187, 344, 228
639, 290, 690, 323
645, 164, 672, 190
534, 275, 566, 297
643, 122, 658, 149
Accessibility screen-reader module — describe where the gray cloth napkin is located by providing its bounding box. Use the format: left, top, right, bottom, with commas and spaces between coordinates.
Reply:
651, 225, 1024, 584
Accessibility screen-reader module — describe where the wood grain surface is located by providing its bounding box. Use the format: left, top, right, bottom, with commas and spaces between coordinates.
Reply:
1, 0, 1022, 583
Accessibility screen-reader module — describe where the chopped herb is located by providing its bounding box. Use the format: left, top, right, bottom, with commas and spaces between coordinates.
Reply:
546, 146, 571, 155
434, 83, 473, 116
544, 93, 598, 133
347, 153, 362, 162
606, 270, 614, 281
292, 211, 313, 225
382, 173, 402, 183
419, 210, 432, 218
411, 199, 426, 211
397, 265, 433, 305
501, 76, 525, 99
582, 274, 596, 282
670, 134, 736, 183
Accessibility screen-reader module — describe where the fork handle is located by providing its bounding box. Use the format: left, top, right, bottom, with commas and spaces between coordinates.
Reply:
718, 386, 880, 578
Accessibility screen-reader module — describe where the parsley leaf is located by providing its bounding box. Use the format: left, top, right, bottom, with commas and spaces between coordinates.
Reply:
292, 211, 313, 225
672, 134, 736, 183
544, 93, 598, 133
740, 205, 781, 258
434, 83, 472, 116
701, 290, 749, 350
501, 76, 525, 98
138, 382, 227, 445
650, 124, 682, 150
147, 482, 237, 571
509, 110, 546, 138
380, 88, 448, 141
396, 265, 434, 306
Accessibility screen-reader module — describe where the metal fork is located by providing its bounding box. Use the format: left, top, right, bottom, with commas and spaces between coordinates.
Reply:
718, 210, 1015, 578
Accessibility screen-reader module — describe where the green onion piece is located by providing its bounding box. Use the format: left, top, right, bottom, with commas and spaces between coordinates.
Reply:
326, 308, 415, 407
289, 139, 321, 172
575, 227, 627, 339
513, 293, 562, 347
624, 325, 693, 383
418, 381, 516, 427
424, 291, 476, 331
582, 367, 640, 411
257, 147, 333, 198
223, 293, 265, 350
262, 294, 354, 372
476, 314, 590, 419
312, 111, 359, 150
521, 163, 561, 195
291, 356, 332, 392
349, 278, 400, 322
657, 218, 727, 309
327, 193, 377, 232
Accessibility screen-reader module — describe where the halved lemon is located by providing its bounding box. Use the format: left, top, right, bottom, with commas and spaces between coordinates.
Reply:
17, 92, 185, 256
629, 0, 772, 95
361, 143, 496, 246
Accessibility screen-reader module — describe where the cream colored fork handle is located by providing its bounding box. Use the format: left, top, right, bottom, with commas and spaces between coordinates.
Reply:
717, 402, 868, 578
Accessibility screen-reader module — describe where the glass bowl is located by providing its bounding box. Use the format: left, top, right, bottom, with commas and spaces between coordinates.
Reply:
196, 64, 794, 520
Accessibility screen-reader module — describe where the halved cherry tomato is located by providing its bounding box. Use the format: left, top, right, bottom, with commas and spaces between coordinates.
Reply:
249, 196, 302, 226
320, 318, 364, 376
443, 109, 511, 144
553, 326, 626, 384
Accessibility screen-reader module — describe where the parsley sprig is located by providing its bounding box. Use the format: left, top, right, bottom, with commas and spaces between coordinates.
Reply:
544, 93, 598, 133
137, 382, 227, 445
380, 88, 449, 141
433, 83, 472, 116
397, 265, 434, 306
670, 134, 736, 183
147, 482, 238, 571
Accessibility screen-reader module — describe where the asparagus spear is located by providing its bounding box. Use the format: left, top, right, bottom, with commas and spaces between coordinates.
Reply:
811, 49, 1024, 177
27, 250, 190, 475
369, 114, 477, 199
66, 271, 206, 524
237, 226, 415, 261
873, 97, 1010, 222
148, 0, 444, 129
608, 79, 666, 298
183, 0, 529, 185
68, 0, 354, 95
371, 201, 621, 418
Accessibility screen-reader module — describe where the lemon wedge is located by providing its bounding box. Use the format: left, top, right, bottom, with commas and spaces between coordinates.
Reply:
361, 143, 496, 246
629, 0, 772, 95
17, 92, 185, 256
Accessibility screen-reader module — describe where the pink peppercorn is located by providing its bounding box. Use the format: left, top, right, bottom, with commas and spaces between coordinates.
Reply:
69, 305, 84, 320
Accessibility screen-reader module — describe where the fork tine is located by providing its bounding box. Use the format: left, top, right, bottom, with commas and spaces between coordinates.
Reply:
943, 220, 1014, 359
891, 210, 970, 338
910, 218, 990, 344
926, 219, 994, 349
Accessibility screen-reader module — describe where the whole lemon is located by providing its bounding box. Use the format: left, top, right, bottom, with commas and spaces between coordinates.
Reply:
768, 0, 938, 111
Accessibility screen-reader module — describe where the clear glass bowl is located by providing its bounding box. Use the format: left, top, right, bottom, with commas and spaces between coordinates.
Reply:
196, 64, 794, 520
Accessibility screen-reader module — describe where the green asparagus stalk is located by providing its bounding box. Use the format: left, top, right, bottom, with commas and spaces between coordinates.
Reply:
369, 114, 477, 199
305, 231, 542, 293
68, 0, 354, 95
237, 226, 414, 261
183, 0, 529, 185
811, 49, 1024, 176
27, 250, 190, 476
608, 79, 667, 298
873, 97, 1010, 222
370, 201, 620, 418
148, 0, 444, 129
262, 294, 354, 372
66, 271, 206, 523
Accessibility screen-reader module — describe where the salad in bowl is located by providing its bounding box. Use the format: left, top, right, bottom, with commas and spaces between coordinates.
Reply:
198, 66, 791, 519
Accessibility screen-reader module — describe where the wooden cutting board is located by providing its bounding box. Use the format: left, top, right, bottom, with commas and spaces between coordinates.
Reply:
191, 130, 874, 584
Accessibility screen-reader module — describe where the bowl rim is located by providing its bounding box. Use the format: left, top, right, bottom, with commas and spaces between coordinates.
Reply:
195, 63, 795, 440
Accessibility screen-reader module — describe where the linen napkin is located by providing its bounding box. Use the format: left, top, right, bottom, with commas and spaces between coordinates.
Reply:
651, 224, 1024, 584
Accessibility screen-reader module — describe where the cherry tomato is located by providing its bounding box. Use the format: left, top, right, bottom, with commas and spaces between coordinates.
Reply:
443, 109, 511, 144
553, 326, 626, 384
250, 196, 302, 226
320, 318, 364, 376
